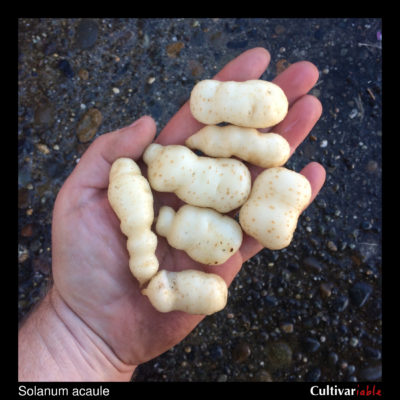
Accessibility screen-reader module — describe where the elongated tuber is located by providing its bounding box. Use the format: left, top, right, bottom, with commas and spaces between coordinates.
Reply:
189, 79, 288, 128
185, 125, 290, 168
156, 204, 243, 265
108, 158, 158, 286
239, 167, 311, 250
142, 269, 228, 315
143, 143, 251, 213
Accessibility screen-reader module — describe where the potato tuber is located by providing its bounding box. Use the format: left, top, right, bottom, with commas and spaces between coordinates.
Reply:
156, 204, 243, 265
189, 79, 288, 128
239, 167, 311, 250
185, 125, 290, 168
108, 158, 159, 286
142, 269, 228, 315
143, 143, 251, 213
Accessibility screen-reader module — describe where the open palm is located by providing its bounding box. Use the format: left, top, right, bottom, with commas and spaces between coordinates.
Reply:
51, 48, 326, 369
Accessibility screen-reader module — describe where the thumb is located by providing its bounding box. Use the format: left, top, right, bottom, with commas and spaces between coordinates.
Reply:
103, 115, 158, 162
67, 115, 157, 190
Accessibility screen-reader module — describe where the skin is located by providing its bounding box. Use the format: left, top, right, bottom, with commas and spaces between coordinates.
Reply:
18, 47, 326, 381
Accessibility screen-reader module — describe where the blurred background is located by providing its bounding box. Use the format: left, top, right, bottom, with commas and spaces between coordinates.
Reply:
18, 18, 382, 382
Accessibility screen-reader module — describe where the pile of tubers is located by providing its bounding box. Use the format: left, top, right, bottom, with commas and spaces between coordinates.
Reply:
108, 79, 311, 316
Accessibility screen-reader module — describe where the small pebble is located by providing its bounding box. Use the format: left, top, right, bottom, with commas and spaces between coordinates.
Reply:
36, 143, 50, 155
349, 282, 373, 307
366, 160, 379, 173
361, 220, 372, 230
75, 19, 99, 49
217, 374, 227, 382
327, 240, 338, 252
264, 295, 279, 307
226, 40, 248, 49
57, 59, 74, 78
349, 108, 358, 119
188, 59, 204, 77
280, 322, 294, 333
349, 337, 359, 347
166, 42, 184, 58
34, 101, 54, 125
347, 364, 356, 375
21, 223, 34, 237
364, 346, 381, 360
257, 370, 273, 382
78, 68, 89, 80
276, 59, 291, 74
359, 364, 382, 381
328, 352, 339, 365
302, 337, 321, 353
319, 283, 333, 298
232, 342, 251, 363
265, 342, 292, 369
274, 25, 286, 35
334, 295, 349, 312
209, 344, 224, 360
18, 245, 29, 263
304, 256, 325, 272
305, 367, 321, 382
76, 108, 102, 143
33, 255, 51, 275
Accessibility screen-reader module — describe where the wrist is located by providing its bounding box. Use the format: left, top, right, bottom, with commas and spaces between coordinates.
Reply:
18, 286, 136, 381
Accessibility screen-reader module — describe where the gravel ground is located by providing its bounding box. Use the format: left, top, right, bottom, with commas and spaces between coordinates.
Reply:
18, 18, 382, 382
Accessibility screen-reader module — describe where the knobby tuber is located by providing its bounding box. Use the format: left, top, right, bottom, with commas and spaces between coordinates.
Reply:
108, 158, 159, 286
239, 167, 311, 250
142, 269, 228, 315
156, 204, 243, 265
143, 143, 251, 213
190, 79, 288, 128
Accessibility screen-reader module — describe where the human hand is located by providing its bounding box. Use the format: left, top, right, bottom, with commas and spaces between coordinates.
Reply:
50, 47, 326, 376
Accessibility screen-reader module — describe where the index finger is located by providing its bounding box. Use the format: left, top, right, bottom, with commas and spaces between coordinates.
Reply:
156, 47, 271, 145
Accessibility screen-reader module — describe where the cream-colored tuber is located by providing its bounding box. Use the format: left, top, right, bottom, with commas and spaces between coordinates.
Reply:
156, 204, 243, 265
142, 269, 228, 315
143, 143, 251, 213
189, 79, 288, 128
239, 167, 311, 250
185, 125, 290, 168
108, 158, 158, 286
